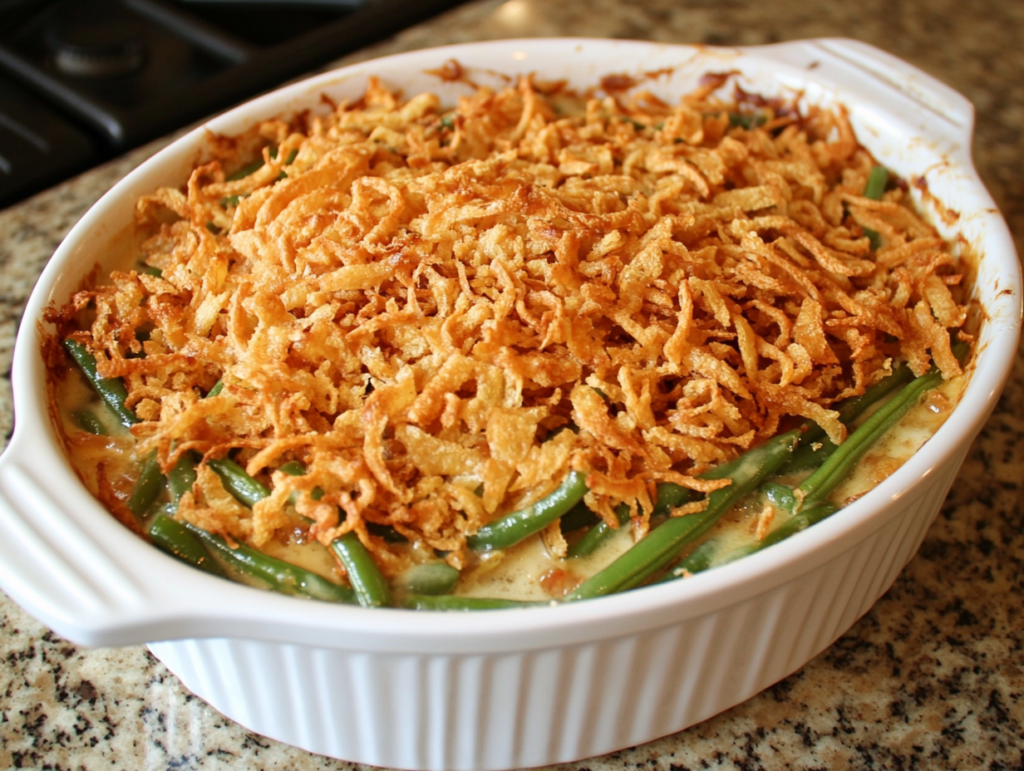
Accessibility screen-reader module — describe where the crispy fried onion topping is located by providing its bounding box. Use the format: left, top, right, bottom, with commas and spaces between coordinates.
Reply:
57, 74, 967, 571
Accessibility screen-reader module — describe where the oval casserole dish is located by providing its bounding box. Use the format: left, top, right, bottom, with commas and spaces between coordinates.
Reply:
0, 38, 1019, 771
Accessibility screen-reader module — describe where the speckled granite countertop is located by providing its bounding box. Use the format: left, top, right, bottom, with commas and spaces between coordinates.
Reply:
1, 1, 1023, 768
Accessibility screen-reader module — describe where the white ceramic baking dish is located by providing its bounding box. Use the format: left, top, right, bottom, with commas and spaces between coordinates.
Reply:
0, 38, 1018, 771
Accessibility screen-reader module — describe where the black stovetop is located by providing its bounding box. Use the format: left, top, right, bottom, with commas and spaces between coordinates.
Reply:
0, 0, 467, 208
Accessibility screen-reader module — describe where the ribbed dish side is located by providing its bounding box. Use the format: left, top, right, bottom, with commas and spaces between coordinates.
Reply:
0, 461, 145, 622
148, 449, 965, 770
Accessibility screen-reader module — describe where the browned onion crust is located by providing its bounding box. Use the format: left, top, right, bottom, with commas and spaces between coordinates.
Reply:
46, 73, 967, 571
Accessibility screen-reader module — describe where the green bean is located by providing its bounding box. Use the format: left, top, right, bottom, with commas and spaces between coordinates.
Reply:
329, 533, 391, 608
567, 503, 629, 559
403, 594, 547, 611
137, 383, 219, 512
227, 147, 295, 182
729, 502, 839, 558
66, 338, 210, 516
777, 436, 837, 477
275, 461, 392, 608
149, 512, 226, 577
829, 360, 913, 430
567, 482, 691, 560
467, 470, 588, 552
665, 348, 961, 581
565, 429, 801, 601
277, 459, 305, 477
559, 500, 600, 533
72, 409, 106, 435
664, 502, 839, 581
275, 149, 298, 180
207, 457, 270, 508
127, 450, 165, 518
796, 367, 944, 511
227, 157, 265, 181
728, 112, 767, 130
167, 452, 198, 504
176, 453, 373, 604
864, 165, 889, 200
367, 522, 408, 543
779, 362, 915, 476
862, 165, 889, 249
135, 262, 162, 278
206, 380, 225, 398
761, 480, 798, 511
397, 562, 460, 596
182, 521, 355, 604
663, 538, 719, 579
63, 339, 137, 429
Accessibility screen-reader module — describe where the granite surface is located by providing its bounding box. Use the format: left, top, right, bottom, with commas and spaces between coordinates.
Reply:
1, 0, 1023, 768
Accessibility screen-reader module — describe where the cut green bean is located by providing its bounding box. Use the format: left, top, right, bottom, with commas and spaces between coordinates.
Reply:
277, 461, 392, 608
761, 481, 798, 511
227, 157, 265, 181
66, 339, 222, 519
728, 112, 767, 130
403, 594, 547, 611
331, 533, 392, 608
71, 409, 106, 435
770, 356, 955, 514
662, 349, 963, 583
862, 165, 889, 249
776, 436, 838, 476
567, 503, 629, 559
207, 457, 270, 508
796, 367, 944, 511
838, 363, 915, 423
565, 429, 801, 601
167, 452, 199, 504
559, 500, 600, 533
732, 502, 839, 556
567, 483, 692, 560
367, 522, 408, 543
149, 512, 226, 577
63, 339, 137, 429
664, 502, 839, 581
182, 521, 355, 603
226, 146, 295, 182
864, 165, 889, 200
206, 380, 225, 398
397, 562, 460, 596
468, 470, 588, 552
780, 362, 914, 476
664, 538, 719, 579
128, 450, 165, 518
135, 262, 162, 277
277, 460, 305, 477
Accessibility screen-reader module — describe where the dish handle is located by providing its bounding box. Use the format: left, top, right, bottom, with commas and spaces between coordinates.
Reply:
0, 449, 150, 644
802, 38, 975, 149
